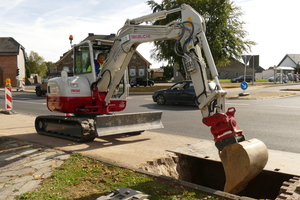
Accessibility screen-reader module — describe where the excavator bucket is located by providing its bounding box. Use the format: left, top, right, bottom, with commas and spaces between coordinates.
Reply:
94, 111, 164, 136
219, 138, 268, 194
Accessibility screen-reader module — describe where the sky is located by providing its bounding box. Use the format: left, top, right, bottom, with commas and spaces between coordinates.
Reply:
0, 0, 299, 69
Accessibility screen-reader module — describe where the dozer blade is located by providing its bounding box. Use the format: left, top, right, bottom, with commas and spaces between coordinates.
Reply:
220, 138, 268, 194
94, 111, 163, 136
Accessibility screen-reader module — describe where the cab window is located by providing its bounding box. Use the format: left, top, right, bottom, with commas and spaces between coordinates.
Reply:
74, 45, 91, 74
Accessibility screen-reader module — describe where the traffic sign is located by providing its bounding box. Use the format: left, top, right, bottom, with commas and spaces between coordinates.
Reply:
240, 81, 248, 90
242, 55, 252, 65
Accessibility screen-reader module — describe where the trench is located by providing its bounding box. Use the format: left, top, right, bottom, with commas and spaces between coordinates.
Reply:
176, 154, 296, 199
140, 154, 298, 199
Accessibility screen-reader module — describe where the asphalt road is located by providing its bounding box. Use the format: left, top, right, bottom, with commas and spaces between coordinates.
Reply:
1, 85, 300, 154
125, 93, 300, 154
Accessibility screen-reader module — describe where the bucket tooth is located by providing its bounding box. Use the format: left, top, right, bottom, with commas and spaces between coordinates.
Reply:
220, 138, 268, 194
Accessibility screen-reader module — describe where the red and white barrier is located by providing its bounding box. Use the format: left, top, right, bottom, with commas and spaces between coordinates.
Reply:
5, 86, 13, 110
21, 79, 25, 91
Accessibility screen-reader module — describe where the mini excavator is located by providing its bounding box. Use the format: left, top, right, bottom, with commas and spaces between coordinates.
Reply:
35, 4, 268, 194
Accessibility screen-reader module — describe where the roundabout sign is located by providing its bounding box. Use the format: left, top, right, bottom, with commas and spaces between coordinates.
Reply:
240, 81, 248, 90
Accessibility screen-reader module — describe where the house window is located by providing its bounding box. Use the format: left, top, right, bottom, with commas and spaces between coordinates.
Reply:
129, 66, 136, 76
138, 67, 144, 76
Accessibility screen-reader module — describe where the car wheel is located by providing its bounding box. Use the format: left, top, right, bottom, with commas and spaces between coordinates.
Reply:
156, 94, 166, 105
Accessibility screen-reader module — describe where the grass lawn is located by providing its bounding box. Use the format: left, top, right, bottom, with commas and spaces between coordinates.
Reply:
17, 153, 225, 200
129, 79, 271, 93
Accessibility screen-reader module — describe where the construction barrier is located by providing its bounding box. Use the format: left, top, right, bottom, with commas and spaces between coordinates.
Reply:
21, 78, 25, 91
5, 86, 13, 111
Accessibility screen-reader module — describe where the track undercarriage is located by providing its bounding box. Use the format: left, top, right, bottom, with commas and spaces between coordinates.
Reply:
35, 111, 163, 142
35, 115, 97, 142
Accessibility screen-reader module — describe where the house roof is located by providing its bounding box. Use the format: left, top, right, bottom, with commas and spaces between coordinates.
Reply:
278, 54, 300, 66
0, 37, 23, 55
276, 66, 295, 71
82, 33, 116, 42
57, 33, 151, 64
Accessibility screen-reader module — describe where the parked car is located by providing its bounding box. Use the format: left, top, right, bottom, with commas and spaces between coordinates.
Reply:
268, 75, 288, 83
230, 75, 255, 83
152, 80, 196, 105
35, 79, 48, 96
130, 77, 154, 87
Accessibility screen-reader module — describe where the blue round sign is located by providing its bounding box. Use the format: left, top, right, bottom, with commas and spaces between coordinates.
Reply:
240, 81, 248, 90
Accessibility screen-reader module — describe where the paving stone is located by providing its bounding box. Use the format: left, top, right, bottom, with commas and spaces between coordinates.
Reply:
0, 157, 31, 170
52, 153, 70, 160
23, 157, 50, 167
55, 160, 65, 168
18, 147, 40, 156
0, 185, 14, 199
14, 179, 41, 196
1, 167, 34, 177
31, 159, 56, 170
34, 166, 52, 177
0, 176, 13, 184
0, 152, 18, 161
10, 175, 33, 184
31, 151, 58, 160
0, 181, 26, 199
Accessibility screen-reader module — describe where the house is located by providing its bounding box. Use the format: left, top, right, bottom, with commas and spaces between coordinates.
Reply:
277, 54, 300, 68
0, 37, 26, 87
152, 68, 164, 78
262, 54, 300, 80
216, 57, 264, 79
56, 33, 151, 80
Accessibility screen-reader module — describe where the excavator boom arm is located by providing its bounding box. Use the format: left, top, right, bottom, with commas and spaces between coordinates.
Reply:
96, 4, 240, 145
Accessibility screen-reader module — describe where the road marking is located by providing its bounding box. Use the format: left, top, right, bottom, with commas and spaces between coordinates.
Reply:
226, 102, 250, 106
16, 98, 32, 100
275, 105, 300, 109
13, 100, 46, 105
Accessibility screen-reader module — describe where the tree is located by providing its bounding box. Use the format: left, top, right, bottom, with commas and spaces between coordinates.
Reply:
147, 0, 256, 78
26, 51, 48, 77
150, 69, 155, 78
163, 65, 174, 79
44, 61, 57, 75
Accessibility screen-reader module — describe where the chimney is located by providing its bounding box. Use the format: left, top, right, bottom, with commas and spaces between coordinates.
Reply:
88, 33, 94, 36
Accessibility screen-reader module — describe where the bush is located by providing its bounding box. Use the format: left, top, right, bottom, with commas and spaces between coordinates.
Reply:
153, 76, 166, 82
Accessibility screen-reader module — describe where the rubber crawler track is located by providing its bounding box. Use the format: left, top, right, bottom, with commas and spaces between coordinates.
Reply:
276, 176, 300, 199
35, 115, 96, 142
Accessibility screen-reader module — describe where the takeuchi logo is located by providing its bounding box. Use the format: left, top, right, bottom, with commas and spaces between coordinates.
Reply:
131, 34, 150, 39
